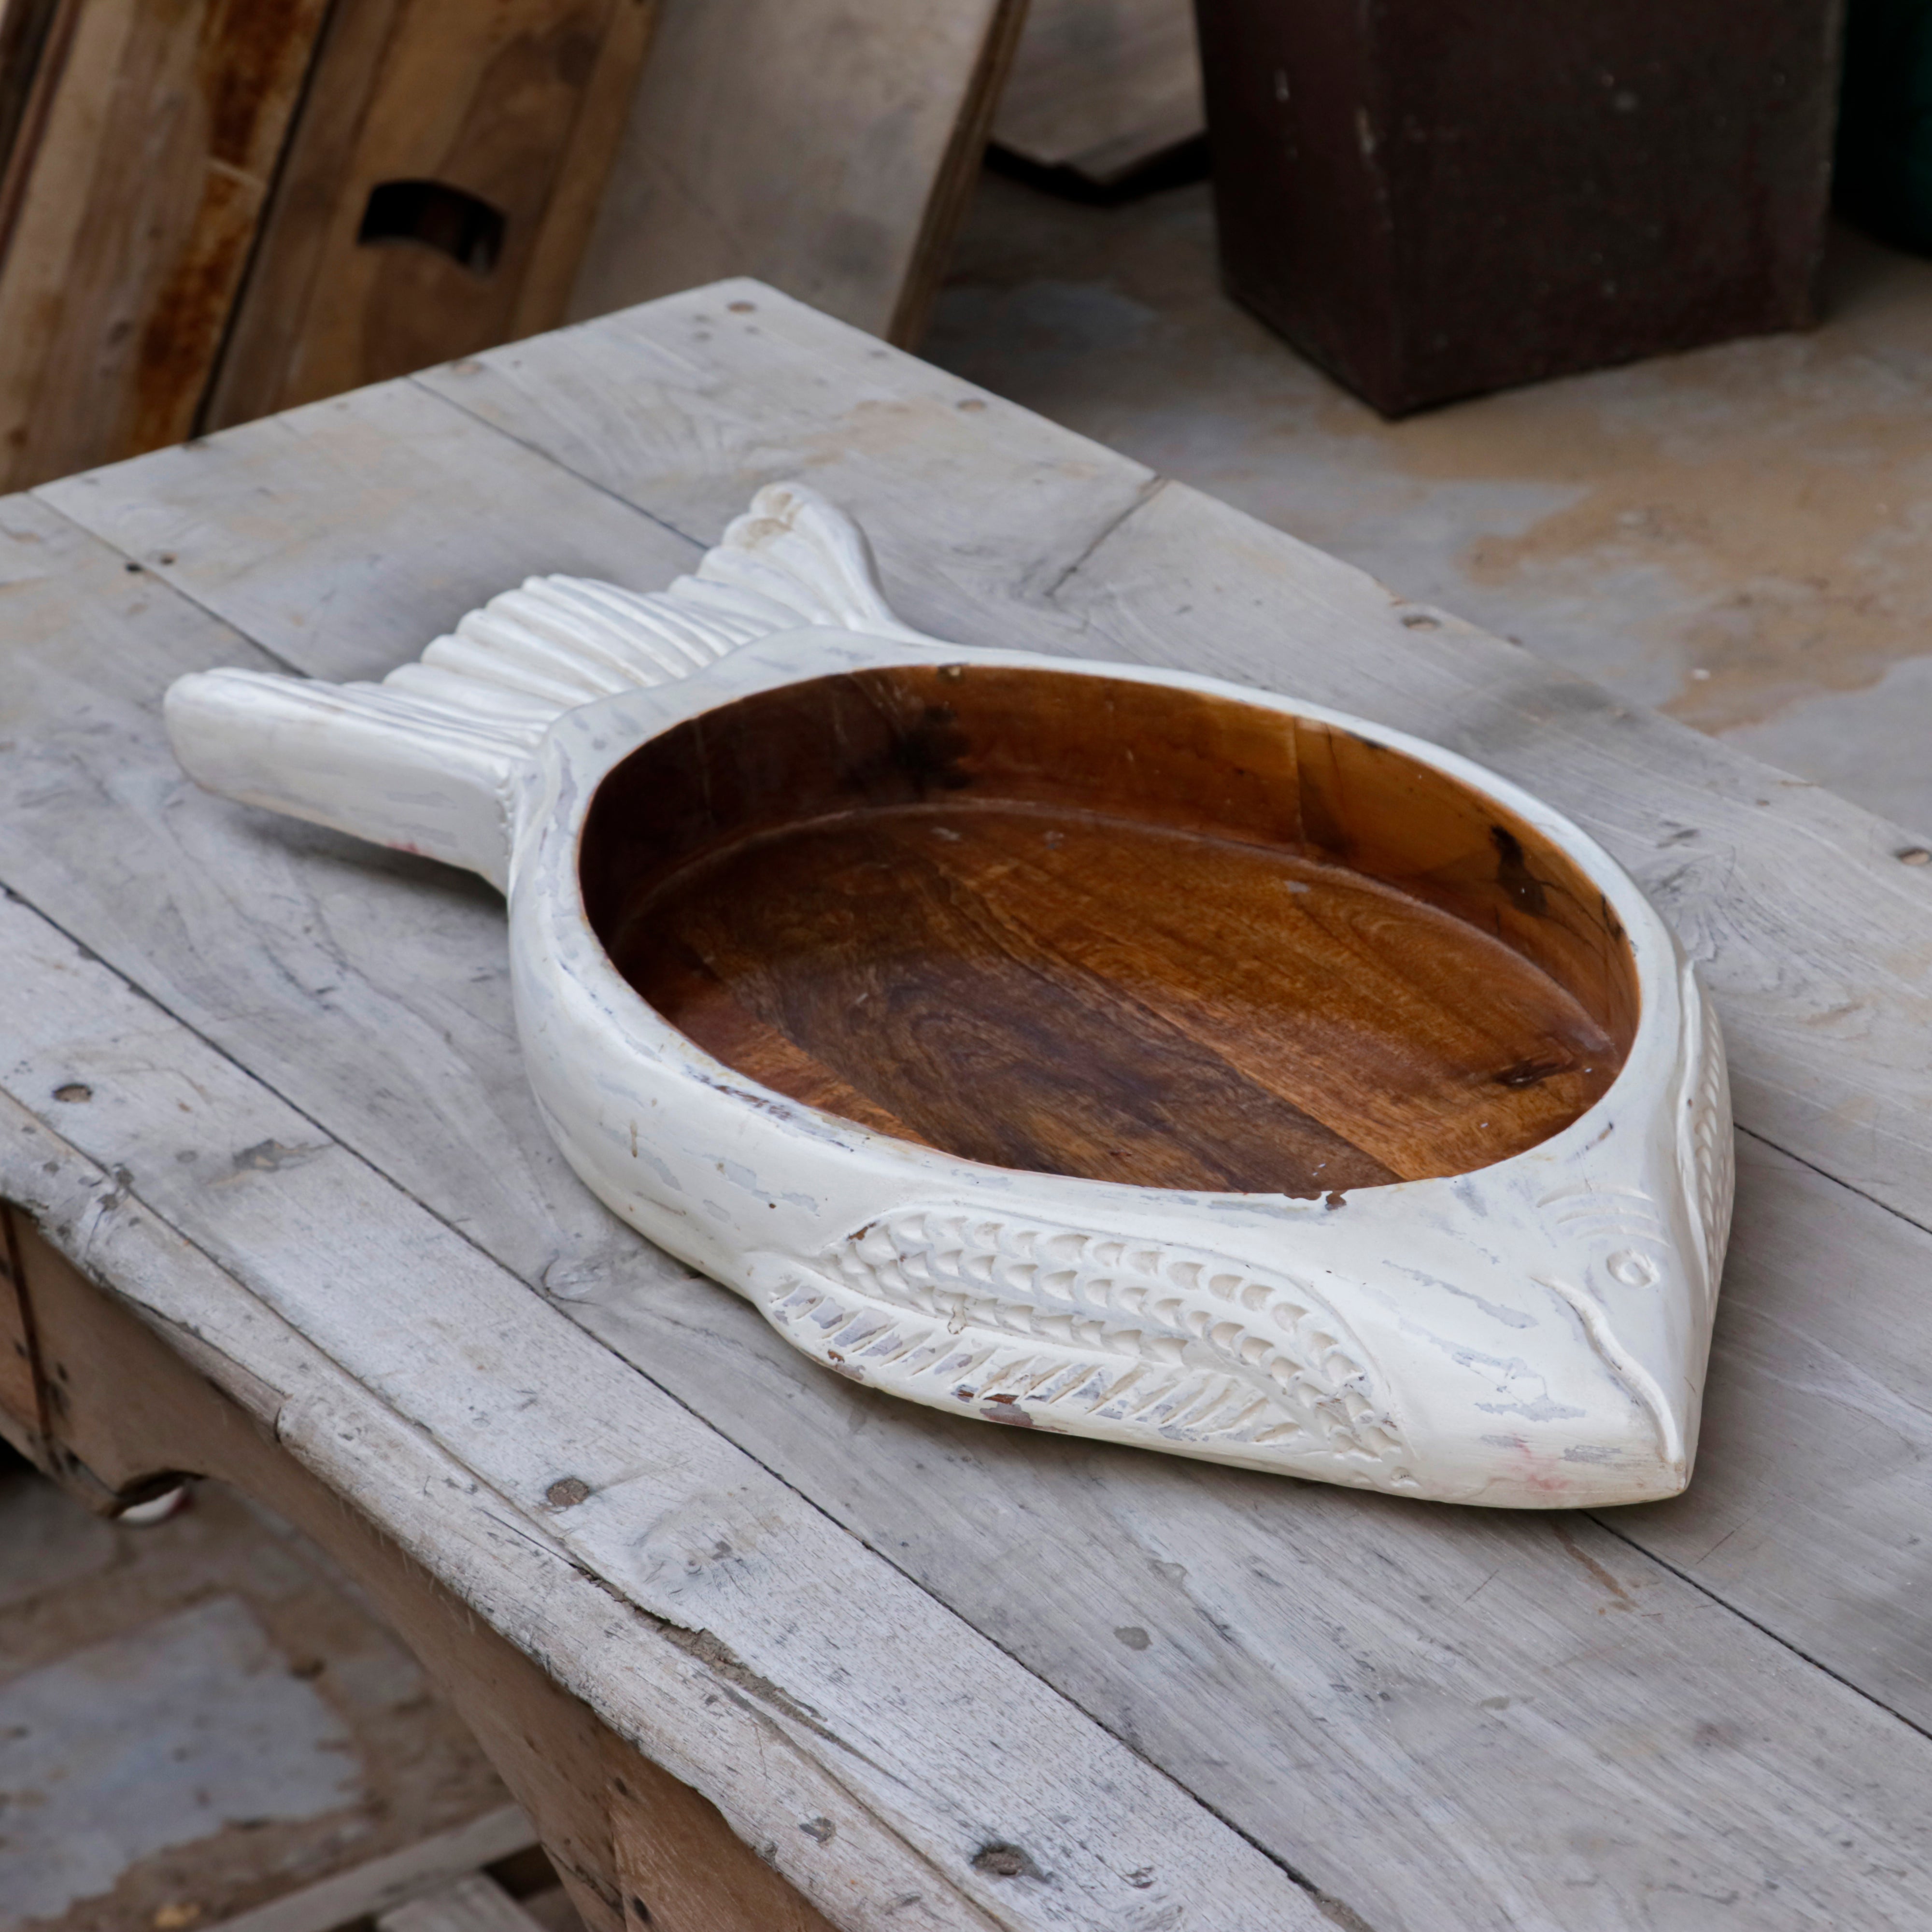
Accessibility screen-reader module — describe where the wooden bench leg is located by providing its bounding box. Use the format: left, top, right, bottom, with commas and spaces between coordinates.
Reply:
0, 1204, 837, 1932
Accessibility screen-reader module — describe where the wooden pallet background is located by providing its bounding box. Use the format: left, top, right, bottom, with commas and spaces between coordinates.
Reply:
0, 0, 1195, 491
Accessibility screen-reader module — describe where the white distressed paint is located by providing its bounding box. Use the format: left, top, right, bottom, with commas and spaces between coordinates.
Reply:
166, 484, 1733, 1507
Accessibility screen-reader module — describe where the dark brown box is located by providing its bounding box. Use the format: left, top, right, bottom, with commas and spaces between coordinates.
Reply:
1191, 0, 1845, 415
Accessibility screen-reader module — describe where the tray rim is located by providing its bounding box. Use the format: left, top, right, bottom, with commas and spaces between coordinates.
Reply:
508, 624, 1727, 1508
535, 626, 1675, 1204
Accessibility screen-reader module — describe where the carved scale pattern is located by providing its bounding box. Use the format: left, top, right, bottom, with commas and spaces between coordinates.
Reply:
762, 1209, 1412, 1477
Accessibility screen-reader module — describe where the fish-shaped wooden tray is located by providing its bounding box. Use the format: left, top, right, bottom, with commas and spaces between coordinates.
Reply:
166, 483, 1732, 1507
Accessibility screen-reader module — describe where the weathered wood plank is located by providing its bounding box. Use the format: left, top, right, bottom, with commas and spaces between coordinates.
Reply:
12, 347, 1932, 1923
413, 287, 1158, 634
1, 1184, 824, 1932
1618, 1126, 1932, 1711
567, 0, 1025, 346
207, 1806, 535, 1932
41, 379, 703, 681
0, 891, 1327, 1932
59, 298, 1153, 655
376, 1873, 545, 1932
991, 0, 1204, 186
204, 0, 655, 428
0, 0, 329, 487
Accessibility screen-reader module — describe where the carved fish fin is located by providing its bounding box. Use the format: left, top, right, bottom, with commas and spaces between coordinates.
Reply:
163, 483, 940, 888
748, 1209, 1413, 1483
689, 479, 938, 641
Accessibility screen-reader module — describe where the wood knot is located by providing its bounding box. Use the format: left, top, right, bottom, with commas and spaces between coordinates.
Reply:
972, 1842, 1043, 1880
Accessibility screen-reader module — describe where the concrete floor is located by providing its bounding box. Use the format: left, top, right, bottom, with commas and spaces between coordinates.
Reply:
0, 1457, 522, 1932
930, 172, 1932, 840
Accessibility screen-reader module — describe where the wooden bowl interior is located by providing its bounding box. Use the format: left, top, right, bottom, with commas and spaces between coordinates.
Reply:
581, 663, 1639, 1195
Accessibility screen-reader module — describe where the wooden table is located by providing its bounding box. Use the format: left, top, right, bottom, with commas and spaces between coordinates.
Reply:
2, 283, 1930, 1932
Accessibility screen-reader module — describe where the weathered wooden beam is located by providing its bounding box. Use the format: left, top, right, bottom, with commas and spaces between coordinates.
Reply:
204, 0, 655, 428
567, 0, 1027, 345
0, 0, 329, 487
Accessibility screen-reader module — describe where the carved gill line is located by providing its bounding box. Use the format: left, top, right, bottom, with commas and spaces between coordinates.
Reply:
1537, 1182, 1655, 1207
1535, 1276, 1684, 1468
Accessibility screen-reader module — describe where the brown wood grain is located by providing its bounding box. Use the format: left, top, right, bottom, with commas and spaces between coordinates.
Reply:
1290, 717, 1640, 1052
205, 0, 655, 427
916, 808, 1614, 1173
643, 945, 935, 1146
585, 663, 1632, 1190
0, 0, 71, 229
0, 1205, 46, 1457
0, 0, 329, 488
640, 811, 1402, 1192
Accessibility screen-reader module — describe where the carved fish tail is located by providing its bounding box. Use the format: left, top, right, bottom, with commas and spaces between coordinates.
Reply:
163, 483, 940, 888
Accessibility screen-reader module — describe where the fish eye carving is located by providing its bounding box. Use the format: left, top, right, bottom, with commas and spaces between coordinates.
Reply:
1605, 1250, 1660, 1288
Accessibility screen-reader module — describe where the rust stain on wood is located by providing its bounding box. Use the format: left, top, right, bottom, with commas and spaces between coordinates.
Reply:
0, 0, 329, 487
131, 0, 330, 452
